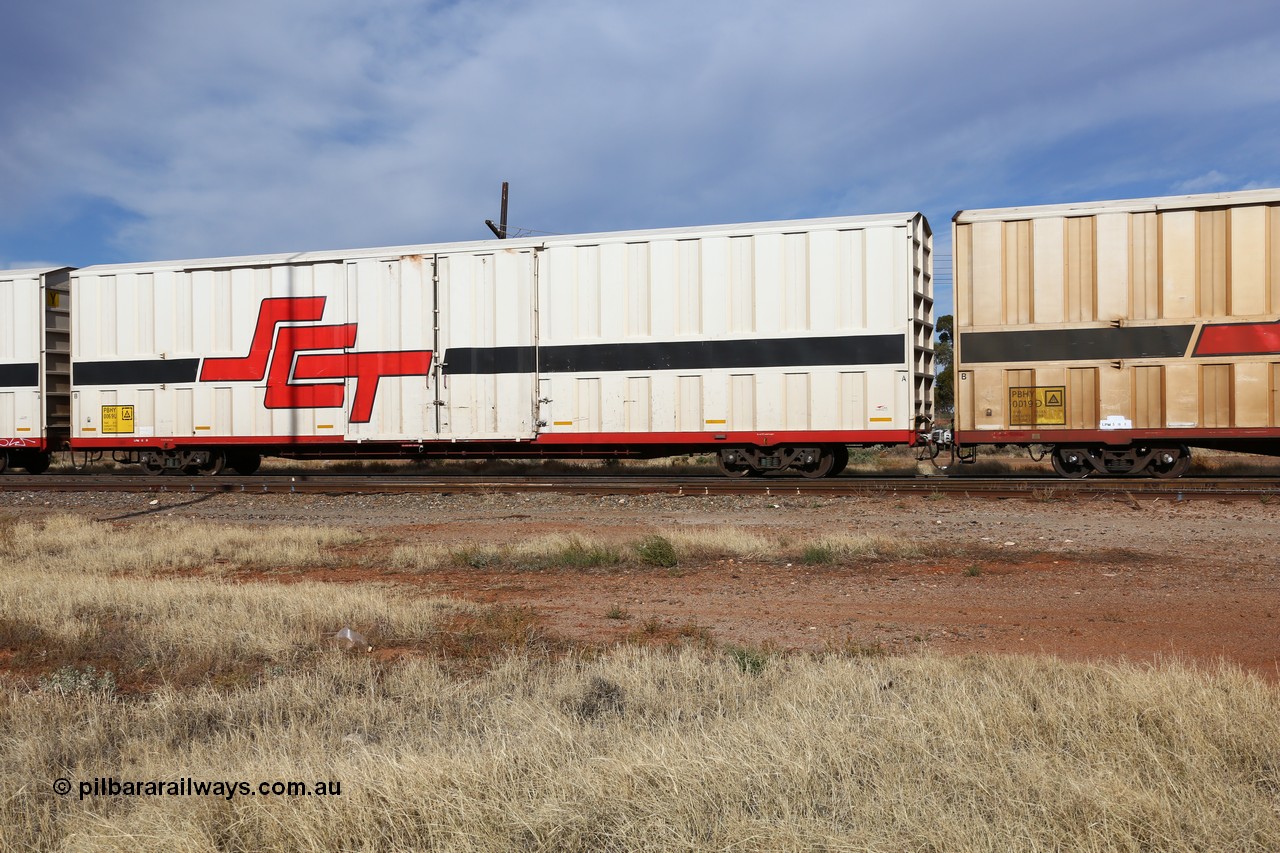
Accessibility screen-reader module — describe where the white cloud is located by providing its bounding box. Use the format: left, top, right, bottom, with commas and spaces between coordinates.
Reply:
1, 259, 67, 272
1176, 170, 1233, 193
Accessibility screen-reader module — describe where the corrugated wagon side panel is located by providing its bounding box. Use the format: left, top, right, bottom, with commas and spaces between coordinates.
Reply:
1230, 206, 1268, 316
728, 236, 755, 334
436, 248, 537, 440
808, 230, 839, 335
1004, 220, 1033, 325
1272, 364, 1280, 425
1095, 214, 1129, 322
1096, 366, 1128, 424
864, 226, 902, 332
1031, 218, 1065, 324
1064, 216, 1096, 323
343, 255, 435, 441
1161, 211, 1198, 319
1235, 362, 1270, 428
1130, 213, 1160, 320
969, 222, 1002, 327
1133, 366, 1165, 428
1271, 207, 1280, 312
0, 274, 45, 447
1198, 209, 1230, 318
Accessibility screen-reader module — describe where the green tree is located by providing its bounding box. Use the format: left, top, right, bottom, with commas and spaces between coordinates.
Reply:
934, 314, 954, 419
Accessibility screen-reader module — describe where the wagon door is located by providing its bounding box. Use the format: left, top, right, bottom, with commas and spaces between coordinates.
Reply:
341, 255, 438, 442
434, 248, 539, 441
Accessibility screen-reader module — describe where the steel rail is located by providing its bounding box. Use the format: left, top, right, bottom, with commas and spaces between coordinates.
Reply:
0, 473, 1276, 499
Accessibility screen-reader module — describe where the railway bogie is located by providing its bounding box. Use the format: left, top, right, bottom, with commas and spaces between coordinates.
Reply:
1046, 444, 1192, 479
715, 443, 851, 478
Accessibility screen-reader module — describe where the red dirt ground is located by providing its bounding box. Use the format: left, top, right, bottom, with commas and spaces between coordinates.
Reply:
304, 547, 1278, 678
10, 490, 1280, 680
248, 490, 1280, 679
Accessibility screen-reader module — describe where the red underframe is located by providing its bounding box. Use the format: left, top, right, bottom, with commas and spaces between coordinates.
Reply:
70, 429, 916, 451
955, 427, 1280, 445
1, 438, 46, 451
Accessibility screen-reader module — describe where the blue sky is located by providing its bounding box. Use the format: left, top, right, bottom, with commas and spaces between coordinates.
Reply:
3, 1, 1280, 316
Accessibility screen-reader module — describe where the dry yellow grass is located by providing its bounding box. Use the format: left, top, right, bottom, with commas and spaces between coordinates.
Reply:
4, 651, 1278, 851
656, 526, 776, 561
797, 532, 940, 563
2, 513, 362, 575
389, 527, 939, 572
1, 513, 1277, 850
390, 532, 623, 572
1189, 449, 1280, 476
0, 515, 458, 688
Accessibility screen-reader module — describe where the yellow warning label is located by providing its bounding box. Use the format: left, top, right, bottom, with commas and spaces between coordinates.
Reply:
1008, 386, 1065, 426
101, 405, 135, 434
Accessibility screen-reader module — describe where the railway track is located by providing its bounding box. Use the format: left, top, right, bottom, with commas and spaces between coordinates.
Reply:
1, 472, 1277, 499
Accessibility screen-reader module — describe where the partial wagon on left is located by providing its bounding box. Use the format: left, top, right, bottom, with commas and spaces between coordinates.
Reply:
0, 267, 71, 474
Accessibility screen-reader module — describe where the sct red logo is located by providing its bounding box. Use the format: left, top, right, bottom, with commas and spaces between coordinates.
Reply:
199, 297, 431, 423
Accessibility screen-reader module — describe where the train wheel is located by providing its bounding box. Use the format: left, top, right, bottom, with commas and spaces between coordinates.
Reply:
201, 451, 226, 476
796, 448, 836, 479
22, 453, 50, 475
141, 454, 166, 475
1050, 447, 1091, 479
716, 450, 754, 479
228, 452, 261, 476
1148, 445, 1191, 479
826, 445, 849, 478
188, 451, 226, 477
0, 452, 8, 474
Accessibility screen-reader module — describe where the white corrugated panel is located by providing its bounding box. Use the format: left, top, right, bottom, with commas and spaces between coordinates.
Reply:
435, 248, 538, 440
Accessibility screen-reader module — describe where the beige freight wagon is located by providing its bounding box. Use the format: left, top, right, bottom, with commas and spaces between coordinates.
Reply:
953, 188, 1280, 477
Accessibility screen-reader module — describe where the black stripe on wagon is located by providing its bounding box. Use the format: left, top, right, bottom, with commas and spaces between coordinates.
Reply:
444, 334, 905, 375
73, 359, 201, 386
960, 326, 1196, 364
0, 362, 39, 387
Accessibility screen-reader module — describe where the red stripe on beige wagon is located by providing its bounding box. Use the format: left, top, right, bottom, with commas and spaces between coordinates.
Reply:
1193, 319, 1280, 357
